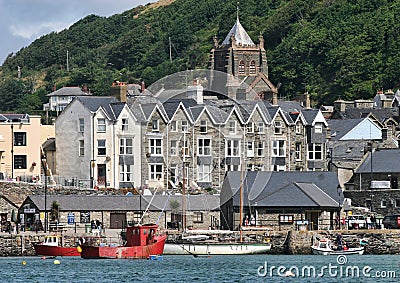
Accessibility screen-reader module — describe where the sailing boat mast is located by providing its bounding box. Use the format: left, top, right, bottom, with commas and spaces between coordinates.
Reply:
181, 132, 187, 231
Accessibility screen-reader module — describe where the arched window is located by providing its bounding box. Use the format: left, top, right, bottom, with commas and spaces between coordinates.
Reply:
249, 61, 256, 74
238, 60, 245, 75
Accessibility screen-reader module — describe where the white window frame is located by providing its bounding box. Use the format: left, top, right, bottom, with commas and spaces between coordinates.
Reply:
271, 140, 285, 157
256, 141, 264, 157
120, 138, 133, 155
181, 121, 188, 132
149, 164, 163, 181
149, 138, 162, 156
257, 122, 264, 133
170, 121, 177, 132
226, 139, 240, 157
381, 200, 387, 208
274, 121, 283, 134
273, 164, 286, 172
200, 120, 207, 133
152, 119, 159, 131
79, 118, 84, 132
295, 123, 302, 134
198, 138, 211, 156
308, 143, 323, 160
246, 141, 254, 157
246, 122, 254, 133
122, 118, 129, 131
170, 140, 177, 156
119, 164, 133, 181
97, 139, 106, 156
228, 121, 236, 134
315, 123, 323, 134
97, 118, 106, 133
182, 139, 190, 157
197, 164, 211, 182
79, 140, 84, 156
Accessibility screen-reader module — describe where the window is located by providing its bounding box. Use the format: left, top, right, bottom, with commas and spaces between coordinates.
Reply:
381, 200, 387, 208
120, 164, 133, 181
295, 123, 302, 134
97, 140, 106, 156
249, 61, 256, 74
170, 164, 178, 184
272, 140, 285, 157
193, 212, 204, 223
395, 199, 400, 208
182, 140, 189, 157
79, 140, 84, 156
315, 123, 323, 133
170, 140, 177, 156
181, 121, 188, 132
247, 123, 254, 133
228, 121, 236, 134
198, 165, 211, 182
274, 121, 283, 134
279, 215, 294, 224
79, 118, 84, 132
295, 142, 301, 160
14, 132, 26, 146
200, 120, 207, 133
120, 138, 133, 155
149, 164, 163, 180
238, 60, 245, 74
308, 143, 322, 160
256, 141, 264, 157
256, 122, 264, 133
254, 164, 264, 171
227, 139, 240, 157
171, 121, 177, 132
122, 118, 128, 131
273, 164, 286, 171
14, 155, 27, 169
198, 138, 211, 156
152, 119, 159, 131
149, 139, 162, 156
97, 118, 106, 132
247, 141, 254, 157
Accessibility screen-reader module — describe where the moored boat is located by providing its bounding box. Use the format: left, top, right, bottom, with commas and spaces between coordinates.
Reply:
312, 238, 364, 255
164, 230, 271, 256
79, 223, 167, 259
34, 235, 80, 257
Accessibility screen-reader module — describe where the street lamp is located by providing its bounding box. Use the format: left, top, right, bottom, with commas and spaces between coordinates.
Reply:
337, 185, 342, 220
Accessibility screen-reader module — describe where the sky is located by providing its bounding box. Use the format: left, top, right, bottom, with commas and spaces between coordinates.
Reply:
0, 0, 153, 65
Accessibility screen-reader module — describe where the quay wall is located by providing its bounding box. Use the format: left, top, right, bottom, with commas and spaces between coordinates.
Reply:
1, 229, 400, 256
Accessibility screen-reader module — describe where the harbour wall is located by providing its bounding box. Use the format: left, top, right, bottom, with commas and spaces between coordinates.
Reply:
1, 229, 400, 256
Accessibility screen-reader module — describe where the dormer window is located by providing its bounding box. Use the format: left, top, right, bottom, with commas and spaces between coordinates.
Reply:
274, 121, 283, 134
152, 119, 159, 131
171, 121, 177, 132
181, 121, 188, 132
295, 123, 302, 134
247, 122, 254, 133
257, 122, 264, 133
122, 118, 128, 131
315, 123, 323, 133
200, 120, 207, 133
228, 121, 236, 134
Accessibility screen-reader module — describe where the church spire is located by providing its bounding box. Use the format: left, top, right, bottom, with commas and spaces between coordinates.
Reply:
222, 3, 255, 47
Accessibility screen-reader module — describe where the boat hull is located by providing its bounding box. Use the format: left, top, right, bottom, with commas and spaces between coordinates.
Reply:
164, 242, 271, 255
34, 244, 80, 257
80, 235, 167, 259
312, 247, 364, 255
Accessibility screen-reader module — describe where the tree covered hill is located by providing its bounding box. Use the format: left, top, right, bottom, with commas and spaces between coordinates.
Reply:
1, 0, 400, 113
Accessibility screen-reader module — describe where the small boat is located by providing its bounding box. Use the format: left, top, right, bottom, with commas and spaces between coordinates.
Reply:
164, 230, 271, 256
312, 238, 364, 255
34, 235, 80, 257
79, 223, 167, 259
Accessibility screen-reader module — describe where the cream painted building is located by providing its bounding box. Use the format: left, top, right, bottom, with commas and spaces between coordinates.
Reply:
0, 114, 51, 181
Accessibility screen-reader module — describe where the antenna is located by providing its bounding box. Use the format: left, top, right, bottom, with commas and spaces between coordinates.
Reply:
237, 1, 240, 20
169, 37, 172, 63
66, 50, 69, 72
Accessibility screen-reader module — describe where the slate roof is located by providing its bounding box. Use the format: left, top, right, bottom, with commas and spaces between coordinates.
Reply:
76, 96, 119, 120
0, 113, 29, 122
340, 108, 398, 123
25, 194, 220, 212
301, 109, 320, 125
42, 138, 56, 151
222, 17, 255, 46
46, 86, 90, 97
328, 118, 365, 141
221, 171, 341, 209
356, 148, 400, 173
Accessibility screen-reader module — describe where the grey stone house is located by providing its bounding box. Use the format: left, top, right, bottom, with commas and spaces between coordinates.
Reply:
220, 171, 341, 231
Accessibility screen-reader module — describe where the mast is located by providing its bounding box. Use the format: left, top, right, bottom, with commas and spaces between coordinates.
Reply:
182, 132, 187, 231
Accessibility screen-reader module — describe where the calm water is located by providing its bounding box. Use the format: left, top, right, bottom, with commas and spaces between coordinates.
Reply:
1, 255, 399, 283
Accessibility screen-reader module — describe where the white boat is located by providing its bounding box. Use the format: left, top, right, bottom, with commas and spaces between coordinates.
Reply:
164, 230, 272, 255
311, 238, 364, 255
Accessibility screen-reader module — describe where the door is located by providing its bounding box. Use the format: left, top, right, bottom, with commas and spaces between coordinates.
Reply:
110, 213, 127, 229
306, 211, 320, 230
97, 164, 106, 187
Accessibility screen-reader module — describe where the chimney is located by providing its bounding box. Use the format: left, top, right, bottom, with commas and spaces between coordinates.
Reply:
141, 81, 145, 93
187, 80, 203, 104
52, 84, 56, 92
110, 82, 127, 103
82, 84, 88, 93
305, 91, 311, 109
272, 92, 278, 106
258, 34, 264, 50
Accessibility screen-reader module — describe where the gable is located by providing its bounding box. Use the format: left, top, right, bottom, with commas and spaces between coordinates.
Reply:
341, 119, 381, 140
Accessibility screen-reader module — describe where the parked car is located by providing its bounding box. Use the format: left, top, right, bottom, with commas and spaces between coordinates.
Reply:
346, 215, 366, 229
382, 215, 400, 229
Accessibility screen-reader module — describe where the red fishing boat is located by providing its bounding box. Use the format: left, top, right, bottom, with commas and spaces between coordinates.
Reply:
34, 235, 80, 257
79, 223, 167, 259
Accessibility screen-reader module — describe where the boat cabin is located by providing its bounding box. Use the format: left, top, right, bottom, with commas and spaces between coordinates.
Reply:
44, 235, 61, 246
125, 224, 158, 247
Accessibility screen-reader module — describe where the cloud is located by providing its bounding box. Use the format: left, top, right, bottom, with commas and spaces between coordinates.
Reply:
0, 0, 153, 64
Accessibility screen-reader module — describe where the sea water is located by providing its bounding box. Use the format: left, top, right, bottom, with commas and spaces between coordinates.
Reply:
1, 255, 399, 283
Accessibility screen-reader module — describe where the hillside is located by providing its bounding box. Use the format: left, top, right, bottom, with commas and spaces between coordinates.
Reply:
1, 0, 400, 113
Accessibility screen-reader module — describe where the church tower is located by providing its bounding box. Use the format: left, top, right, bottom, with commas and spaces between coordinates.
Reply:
209, 14, 278, 102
